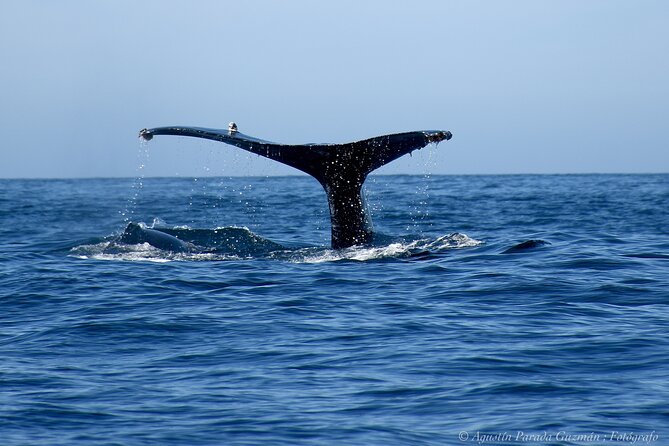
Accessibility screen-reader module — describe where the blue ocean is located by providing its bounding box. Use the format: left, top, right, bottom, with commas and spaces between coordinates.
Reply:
1, 173, 667, 445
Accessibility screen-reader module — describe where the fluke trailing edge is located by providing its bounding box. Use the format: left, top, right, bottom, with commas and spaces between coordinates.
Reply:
139, 124, 452, 249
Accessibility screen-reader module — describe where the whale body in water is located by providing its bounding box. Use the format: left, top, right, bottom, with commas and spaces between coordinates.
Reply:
139, 124, 452, 249
119, 222, 192, 253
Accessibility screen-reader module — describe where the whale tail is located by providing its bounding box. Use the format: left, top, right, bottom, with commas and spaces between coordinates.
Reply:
139, 125, 452, 249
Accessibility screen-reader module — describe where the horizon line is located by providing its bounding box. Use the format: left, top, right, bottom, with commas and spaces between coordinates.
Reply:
1, 172, 667, 181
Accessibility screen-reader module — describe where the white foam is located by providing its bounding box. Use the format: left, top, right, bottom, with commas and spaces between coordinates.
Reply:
70, 233, 482, 264
69, 241, 241, 263
295, 233, 483, 264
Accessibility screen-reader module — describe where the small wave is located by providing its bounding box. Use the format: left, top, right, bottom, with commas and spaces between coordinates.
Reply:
502, 239, 550, 254
424, 233, 483, 250
622, 252, 669, 260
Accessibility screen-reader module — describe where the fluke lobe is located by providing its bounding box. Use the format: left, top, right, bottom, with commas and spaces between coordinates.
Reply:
139, 124, 452, 249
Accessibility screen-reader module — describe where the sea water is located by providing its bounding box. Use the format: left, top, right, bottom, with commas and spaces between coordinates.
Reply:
0, 174, 667, 445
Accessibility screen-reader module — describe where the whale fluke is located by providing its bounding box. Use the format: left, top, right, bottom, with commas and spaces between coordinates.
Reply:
139, 125, 452, 249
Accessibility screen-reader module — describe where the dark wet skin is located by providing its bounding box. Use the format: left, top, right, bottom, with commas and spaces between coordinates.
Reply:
139, 125, 452, 249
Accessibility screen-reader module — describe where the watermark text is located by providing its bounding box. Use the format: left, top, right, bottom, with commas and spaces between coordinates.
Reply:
457, 430, 659, 444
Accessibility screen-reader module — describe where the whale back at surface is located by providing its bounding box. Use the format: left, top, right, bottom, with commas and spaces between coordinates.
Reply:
119, 223, 191, 253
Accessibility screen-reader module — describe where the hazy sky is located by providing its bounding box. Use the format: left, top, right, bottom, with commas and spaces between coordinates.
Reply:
1, 1, 667, 178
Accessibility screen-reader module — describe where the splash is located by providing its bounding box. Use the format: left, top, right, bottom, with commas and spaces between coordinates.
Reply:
408, 143, 435, 232
291, 233, 483, 264
119, 139, 151, 222
69, 224, 283, 262
69, 228, 482, 264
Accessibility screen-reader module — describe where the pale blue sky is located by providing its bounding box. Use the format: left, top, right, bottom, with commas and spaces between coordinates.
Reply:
1, 0, 667, 178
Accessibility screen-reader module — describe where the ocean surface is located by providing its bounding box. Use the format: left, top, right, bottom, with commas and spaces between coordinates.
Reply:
1, 173, 667, 445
